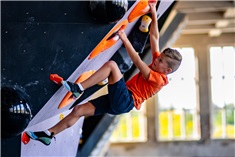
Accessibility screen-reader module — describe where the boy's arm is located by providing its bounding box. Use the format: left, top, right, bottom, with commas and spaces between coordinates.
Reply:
118, 30, 150, 80
149, 1, 160, 55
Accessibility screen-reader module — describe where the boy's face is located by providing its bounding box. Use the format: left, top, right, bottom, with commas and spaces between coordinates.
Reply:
152, 53, 172, 74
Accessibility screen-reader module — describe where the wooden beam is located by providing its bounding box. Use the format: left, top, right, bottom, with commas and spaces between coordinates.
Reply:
174, 1, 233, 13
184, 22, 235, 29
160, 12, 187, 50
187, 12, 224, 21
182, 27, 235, 35
186, 13, 234, 25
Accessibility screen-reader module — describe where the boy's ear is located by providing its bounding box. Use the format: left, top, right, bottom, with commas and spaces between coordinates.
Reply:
166, 68, 172, 74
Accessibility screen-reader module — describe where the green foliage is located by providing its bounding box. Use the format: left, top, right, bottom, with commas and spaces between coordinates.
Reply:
226, 109, 234, 125
185, 113, 193, 137
112, 106, 235, 141
159, 111, 169, 138
131, 111, 140, 138
158, 108, 234, 139
173, 113, 181, 137
213, 107, 235, 138
111, 110, 144, 141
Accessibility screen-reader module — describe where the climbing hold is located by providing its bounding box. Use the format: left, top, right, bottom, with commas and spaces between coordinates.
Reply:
89, 19, 128, 59
128, 0, 150, 23
60, 114, 64, 120
50, 74, 63, 85
139, 15, 152, 32
22, 131, 30, 144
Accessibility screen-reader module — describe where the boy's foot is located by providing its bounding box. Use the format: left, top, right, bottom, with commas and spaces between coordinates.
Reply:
26, 131, 55, 146
61, 81, 84, 98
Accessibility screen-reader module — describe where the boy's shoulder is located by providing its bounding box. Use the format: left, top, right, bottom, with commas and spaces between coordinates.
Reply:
149, 69, 168, 85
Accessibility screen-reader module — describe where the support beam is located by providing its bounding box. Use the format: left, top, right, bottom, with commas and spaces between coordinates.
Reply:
172, 1, 235, 36
186, 12, 234, 25
174, 1, 233, 13
159, 12, 187, 51
182, 27, 235, 35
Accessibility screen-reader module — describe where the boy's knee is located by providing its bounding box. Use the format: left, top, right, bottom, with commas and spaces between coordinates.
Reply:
106, 60, 118, 68
72, 105, 83, 117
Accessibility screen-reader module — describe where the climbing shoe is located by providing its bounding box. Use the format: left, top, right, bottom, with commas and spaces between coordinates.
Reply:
61, 81, 84, 98
26, 130, 55, 146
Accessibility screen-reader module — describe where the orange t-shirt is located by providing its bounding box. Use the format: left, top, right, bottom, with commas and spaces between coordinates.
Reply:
126, 52, 168, 110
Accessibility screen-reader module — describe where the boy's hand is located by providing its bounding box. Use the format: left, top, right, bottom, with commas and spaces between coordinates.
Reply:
149, 1, 157, 15
118, 30, 127, 41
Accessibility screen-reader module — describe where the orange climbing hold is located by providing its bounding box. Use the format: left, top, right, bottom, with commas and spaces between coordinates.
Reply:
50, 74, 63, 85
128, 0, 157, 23
89, 20, 128, 59
21, 131, 30, 145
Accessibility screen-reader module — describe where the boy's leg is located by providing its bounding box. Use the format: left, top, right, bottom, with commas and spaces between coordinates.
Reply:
63, 61, 123, 97
26, 102, 95, 145
82, 60, 123, 88
48, 102, 95, 135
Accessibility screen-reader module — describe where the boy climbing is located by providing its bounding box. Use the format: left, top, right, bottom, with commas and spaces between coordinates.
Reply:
26, 1, 182, 146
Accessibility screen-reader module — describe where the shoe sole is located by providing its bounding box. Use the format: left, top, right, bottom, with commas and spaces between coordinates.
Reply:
25, 131, 37, 140
25, 131, 51, 146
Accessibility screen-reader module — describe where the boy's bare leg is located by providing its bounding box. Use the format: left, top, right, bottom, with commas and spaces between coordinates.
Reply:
48, 61, 122, 135
25, 61, 123, 145
48, 102, 95, 135
63, 60, 123, 98
81, 60, 123, 90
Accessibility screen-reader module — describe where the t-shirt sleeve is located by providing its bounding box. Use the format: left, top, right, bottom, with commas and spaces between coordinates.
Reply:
153, 52, 160, 58
148, 70, 165, 86
152, 52, 160, 63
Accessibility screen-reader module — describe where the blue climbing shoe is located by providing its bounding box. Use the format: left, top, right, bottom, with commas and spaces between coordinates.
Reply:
26, 131, 55, 146
61, 81, 83, 98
